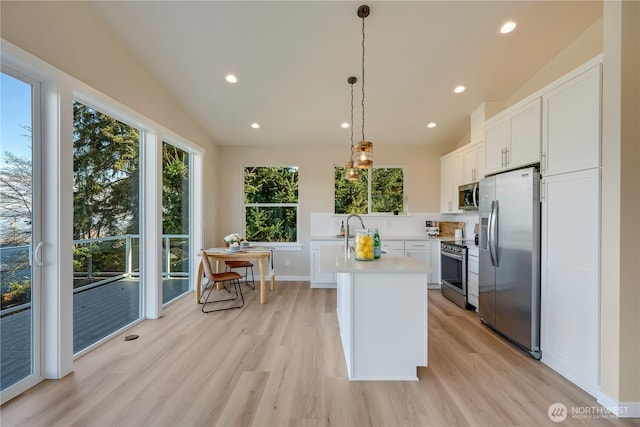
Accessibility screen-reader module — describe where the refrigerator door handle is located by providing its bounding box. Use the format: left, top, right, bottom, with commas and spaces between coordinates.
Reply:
488, 201, 495, 266
488, 200, 499, 266
492, 200, 499, 266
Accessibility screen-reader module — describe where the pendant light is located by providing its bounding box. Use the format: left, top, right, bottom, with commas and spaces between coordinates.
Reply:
345, 76, 359, 181
354, 4, 373, 169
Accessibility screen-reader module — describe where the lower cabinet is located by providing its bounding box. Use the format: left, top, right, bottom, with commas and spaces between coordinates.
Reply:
467, 246, 479, 311
310, 241, 337, 287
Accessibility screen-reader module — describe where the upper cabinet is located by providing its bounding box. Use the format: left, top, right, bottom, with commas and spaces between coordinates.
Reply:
440, 151, 464, 213
463, 142, 485, 184
542, 64, 601, 176
484, 98, 541, 175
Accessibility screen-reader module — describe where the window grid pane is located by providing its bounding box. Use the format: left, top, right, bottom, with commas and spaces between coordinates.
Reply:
243, 167, 299, 242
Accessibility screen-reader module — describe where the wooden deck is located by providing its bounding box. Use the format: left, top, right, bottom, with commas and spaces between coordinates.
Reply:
0, 278, 189, 390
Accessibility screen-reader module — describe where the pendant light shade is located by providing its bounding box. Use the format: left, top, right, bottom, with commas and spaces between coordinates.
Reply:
354, 140, 373, 169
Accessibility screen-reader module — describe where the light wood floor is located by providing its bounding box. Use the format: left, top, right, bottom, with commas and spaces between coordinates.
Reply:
1, 282, 637, 427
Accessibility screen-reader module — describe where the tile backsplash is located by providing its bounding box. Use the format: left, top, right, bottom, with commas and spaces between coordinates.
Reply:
311, 211, 480, 239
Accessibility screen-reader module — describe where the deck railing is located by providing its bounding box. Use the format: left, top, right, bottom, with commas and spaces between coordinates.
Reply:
1, 234, 189, 315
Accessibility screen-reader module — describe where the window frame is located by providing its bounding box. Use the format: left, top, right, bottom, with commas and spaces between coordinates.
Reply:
242, 165, 301, 249
334, 164, 407, 215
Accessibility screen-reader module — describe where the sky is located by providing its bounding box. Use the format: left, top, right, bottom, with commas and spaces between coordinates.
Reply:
1, 72, 33, 163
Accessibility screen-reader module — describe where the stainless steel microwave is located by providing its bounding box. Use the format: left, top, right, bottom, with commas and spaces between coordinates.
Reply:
458, 183, 479, 210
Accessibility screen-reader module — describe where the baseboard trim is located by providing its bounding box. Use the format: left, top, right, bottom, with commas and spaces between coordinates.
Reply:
275, 276, 311, 282
597, 392, 640, 418
310, 282, 337, 289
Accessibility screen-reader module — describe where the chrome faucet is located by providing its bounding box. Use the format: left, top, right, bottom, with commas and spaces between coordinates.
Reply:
345, 214, 366, 257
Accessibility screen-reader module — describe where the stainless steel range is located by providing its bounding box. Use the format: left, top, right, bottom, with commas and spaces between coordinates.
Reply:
440, 241, 469, 309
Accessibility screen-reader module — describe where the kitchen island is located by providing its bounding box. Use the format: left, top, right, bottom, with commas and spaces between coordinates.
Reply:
320, 245, 430, 381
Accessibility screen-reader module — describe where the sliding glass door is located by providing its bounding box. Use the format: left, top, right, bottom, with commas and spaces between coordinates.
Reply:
162, 141, 190, 304
0, 71, 41, 391
72, 101, 141, 354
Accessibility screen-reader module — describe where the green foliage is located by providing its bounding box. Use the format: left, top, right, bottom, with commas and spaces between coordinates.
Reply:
334, 167, 404, 214
245, 207, 297, 242
244, 166, 298, 203
73, 102, 140, 240
162, 143, 189, 235
244, 167, 298, 242
334, 167, 367, 214
372, 168, 404, 213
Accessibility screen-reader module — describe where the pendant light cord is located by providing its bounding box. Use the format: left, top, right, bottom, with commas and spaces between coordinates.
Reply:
350, 81, 355, 157
361, 14, 366, 143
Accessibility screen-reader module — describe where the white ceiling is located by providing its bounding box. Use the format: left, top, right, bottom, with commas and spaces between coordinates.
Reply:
88, 1, 602, 148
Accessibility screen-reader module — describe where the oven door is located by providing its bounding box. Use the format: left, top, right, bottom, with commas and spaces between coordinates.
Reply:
441, 250, 466, 294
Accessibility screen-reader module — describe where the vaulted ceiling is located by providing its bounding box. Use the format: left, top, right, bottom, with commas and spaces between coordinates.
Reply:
89, 1, 602, 147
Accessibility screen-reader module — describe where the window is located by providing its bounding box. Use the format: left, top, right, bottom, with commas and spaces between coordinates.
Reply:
72, 101, 141, 354
162, 141, 190, 304
244, 166, 298, 242
334, 166, 405, 214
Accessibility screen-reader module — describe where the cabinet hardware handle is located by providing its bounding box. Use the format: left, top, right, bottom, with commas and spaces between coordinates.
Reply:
541, 152, 546, 172
540, 181, 546, 202
505, 147, 510, 166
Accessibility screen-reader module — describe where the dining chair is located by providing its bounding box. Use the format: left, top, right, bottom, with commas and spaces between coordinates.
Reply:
199, 249, 244, 313
224, 260, 255, 290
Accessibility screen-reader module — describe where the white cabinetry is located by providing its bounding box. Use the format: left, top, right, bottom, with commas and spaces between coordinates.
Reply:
310, 241, 337, 288
405, 241, 431, 284
484, 98, 541, 175
382, 240, 405, 256
542, 65, 601, 176
467, 246, 479, 310
440, 152, 464, 213
463, 142, 485, 184
541, 168, 599, 396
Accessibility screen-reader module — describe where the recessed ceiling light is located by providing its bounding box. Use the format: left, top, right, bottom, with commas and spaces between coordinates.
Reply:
453, 85, 466, 94
427, 122, 437, 128
225, 74, 237, 83
341, 122, 350, 129
499, 21, 517, 34
251, 123, 260, 129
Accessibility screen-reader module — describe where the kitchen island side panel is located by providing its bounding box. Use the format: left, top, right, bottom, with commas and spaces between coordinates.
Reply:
348, 272, 428, 381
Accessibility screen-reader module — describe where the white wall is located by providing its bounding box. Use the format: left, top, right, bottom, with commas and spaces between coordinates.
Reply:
218, 144, 446, 277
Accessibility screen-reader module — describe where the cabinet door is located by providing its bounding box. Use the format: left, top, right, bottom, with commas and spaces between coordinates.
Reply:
541, 168, 599, 395
543, 65, 600, 176
463, 145, 477, 184
405, 249, 430, 284
484, 118, 508, 174
440, 156, 453, 213
311, 249, 336, 284
508, 98, 541, 169
476, 143, 485, 180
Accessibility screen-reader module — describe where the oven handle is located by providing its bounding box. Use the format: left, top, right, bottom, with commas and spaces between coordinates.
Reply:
441, 250, 464, 262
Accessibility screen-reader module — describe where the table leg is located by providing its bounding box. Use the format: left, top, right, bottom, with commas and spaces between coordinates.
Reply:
196, 260, 204, 303
271, 273, 276, 291
258, 257, 266, 304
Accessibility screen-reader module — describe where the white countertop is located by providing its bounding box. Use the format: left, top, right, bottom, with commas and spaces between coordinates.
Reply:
319, 245, 430, 274
311, 235, 439, 242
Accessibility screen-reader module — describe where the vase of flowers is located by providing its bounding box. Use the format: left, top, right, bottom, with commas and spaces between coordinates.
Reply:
224, 233, 243, 249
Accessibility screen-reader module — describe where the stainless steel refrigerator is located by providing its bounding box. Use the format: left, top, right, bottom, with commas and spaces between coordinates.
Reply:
478, 167, 541, 359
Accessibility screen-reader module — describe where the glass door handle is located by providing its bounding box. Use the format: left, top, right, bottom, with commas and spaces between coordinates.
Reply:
34, 241, 43, 266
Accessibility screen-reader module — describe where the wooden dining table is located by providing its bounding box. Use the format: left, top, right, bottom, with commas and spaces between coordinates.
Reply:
197, 247, 276, 304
